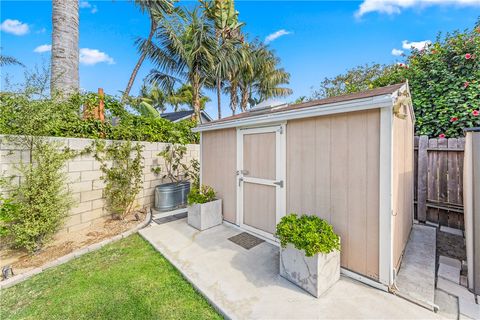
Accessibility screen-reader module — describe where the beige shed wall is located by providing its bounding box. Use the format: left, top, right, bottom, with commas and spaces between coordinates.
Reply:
201, 128, 237, 223
392, 105, 415, 270
286, 109, 380, 280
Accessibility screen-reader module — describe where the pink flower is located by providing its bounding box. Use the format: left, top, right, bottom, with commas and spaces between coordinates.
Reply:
439, 133, 446, 139
464, 81, 469, 88
473, 110, 480, 117
398, 63, 404, 67
450, 117, 458, 122
465, 53, 472, 59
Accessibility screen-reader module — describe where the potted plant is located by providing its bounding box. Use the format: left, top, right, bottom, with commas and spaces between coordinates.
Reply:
187, 185, 222, 231
153, 144, 198, 212
276, 214, 341, 298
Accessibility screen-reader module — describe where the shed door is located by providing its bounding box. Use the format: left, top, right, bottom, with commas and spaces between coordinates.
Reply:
237, 125, 286, 241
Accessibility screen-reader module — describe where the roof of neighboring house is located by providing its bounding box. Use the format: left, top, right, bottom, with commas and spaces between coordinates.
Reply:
194, 83, 407, 132
160, 110, 213, 122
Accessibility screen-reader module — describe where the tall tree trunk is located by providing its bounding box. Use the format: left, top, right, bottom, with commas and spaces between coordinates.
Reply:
192, 77, 202, 123
240, 84, 249, 112
51, 0, 79, 96
122, 19, 157, 103
229, 79, 238, 115
216, 78, 222, 119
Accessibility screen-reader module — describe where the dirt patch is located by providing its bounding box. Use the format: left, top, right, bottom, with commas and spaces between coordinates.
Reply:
436, 230, 466, 262
0, 209, 147, 275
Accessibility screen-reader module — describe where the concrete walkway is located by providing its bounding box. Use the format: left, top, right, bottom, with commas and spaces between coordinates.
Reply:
395, 224, 437, 310
139, 219, 443, 319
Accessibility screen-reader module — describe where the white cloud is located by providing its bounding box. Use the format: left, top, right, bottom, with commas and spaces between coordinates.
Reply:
402, 40, 431, 50
80, 48, 115, 65
0, 19, 29, 36
391, 48, 404, 56
265, 29, 292, 44
355, 0, 480, 17
34, 44, 52, 53
80, 1, 98, 14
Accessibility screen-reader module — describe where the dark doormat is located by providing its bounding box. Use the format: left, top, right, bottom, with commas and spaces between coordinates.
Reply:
153, 212, 187, 225
228, 232, 265, 250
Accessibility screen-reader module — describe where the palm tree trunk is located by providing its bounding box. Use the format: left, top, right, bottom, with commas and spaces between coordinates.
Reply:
229, 80, 238, 115
122, 19, 157, 103
216, 78, 222, 119
51, 0, 79, 96
192, 77, 202, 123
240, 84, 249, 112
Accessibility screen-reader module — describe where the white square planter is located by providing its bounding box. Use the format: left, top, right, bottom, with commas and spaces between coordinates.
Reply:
187, 199, 222, 231
280, 243, 340, 297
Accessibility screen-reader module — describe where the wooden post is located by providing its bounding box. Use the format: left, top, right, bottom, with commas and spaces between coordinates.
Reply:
98, 88, 105, 122
417, 135, 428, 222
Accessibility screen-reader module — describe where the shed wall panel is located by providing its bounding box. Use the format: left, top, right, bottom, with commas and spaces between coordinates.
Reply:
287, 109, 380, 280
392, 105, 414, 270
201, 129, 237, 223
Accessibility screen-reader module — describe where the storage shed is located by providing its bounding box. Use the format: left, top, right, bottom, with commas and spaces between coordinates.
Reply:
194, 82, 415, 289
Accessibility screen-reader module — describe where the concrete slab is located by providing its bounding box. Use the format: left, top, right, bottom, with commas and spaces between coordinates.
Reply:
439, 256, 462, 269
439, 226, 463, 237
459, 297, 480, 319
438, 263, 461, 284
434, 289, 458, 320
395, 224, 437, 309
139, 220, 442, 319
437, 278, 476, 304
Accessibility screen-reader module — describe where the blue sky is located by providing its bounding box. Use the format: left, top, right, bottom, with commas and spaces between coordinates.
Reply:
1, 1, 479, 119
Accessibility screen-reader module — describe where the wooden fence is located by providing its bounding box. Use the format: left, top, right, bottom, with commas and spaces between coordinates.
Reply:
414, 136, 465, 229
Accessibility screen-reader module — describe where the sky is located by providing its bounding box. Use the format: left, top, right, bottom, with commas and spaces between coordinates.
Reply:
1, 0, 479, 119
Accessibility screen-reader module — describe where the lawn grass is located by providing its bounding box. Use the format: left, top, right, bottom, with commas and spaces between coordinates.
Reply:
0, 234, 222, 320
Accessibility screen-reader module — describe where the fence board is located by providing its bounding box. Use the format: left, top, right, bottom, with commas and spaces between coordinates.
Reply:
438, 138, 448, 225
427, 138, 439, 223
414, 136, 464, 230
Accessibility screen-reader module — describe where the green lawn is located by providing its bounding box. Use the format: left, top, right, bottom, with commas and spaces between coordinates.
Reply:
0, 234, 222, 320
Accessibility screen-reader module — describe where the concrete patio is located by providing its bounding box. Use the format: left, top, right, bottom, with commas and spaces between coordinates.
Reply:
139, 219, 443, 319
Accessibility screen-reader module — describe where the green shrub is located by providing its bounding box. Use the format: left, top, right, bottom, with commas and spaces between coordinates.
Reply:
154, 144, 199, 185
309, 19, 480, 138
92, 141, 144, 220
0, 92, 199, 144
275, 213, 340, 257
187, 185, 216, 205
1, 139, 74, 253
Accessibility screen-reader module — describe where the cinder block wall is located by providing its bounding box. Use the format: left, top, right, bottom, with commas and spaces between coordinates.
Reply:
0, 135, 199, 233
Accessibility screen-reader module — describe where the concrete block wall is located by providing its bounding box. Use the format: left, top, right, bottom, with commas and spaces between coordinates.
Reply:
0, 135, 199, 233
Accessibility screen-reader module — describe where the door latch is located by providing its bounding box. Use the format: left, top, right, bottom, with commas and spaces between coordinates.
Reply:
273, 180, 284, 188
238, 177, 243, 187
236, 170, 249, 175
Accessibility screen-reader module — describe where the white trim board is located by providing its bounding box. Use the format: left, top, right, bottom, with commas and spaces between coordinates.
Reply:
378, 105, 394, 286
193, 94, 393, 132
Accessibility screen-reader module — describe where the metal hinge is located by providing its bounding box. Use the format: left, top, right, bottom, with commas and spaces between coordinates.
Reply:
277, 126, 283, 134
273, 180, 284, 188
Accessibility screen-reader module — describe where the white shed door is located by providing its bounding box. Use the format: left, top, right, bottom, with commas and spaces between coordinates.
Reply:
237, 125, 286, 241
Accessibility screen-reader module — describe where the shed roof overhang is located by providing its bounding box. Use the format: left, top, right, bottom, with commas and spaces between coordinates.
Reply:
193, 91, 399, 133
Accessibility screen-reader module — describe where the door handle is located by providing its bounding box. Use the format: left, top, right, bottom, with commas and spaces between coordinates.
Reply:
273, 180, 284, 188
238, 177, 243, 187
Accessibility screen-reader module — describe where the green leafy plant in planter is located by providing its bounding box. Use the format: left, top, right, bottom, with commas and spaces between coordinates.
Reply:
276, 213, 340, 257
187, 185, 216, 205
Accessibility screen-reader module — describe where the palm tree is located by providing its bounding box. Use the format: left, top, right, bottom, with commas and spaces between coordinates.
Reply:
202, 0, 244, 119
139, 83, 169, 113
143, 7, 217, 121
122, 0, 176, 102
51, 0, 79, 95
168, 84, 211, 111
233, 43, 292, 112
0, 52, 23, 67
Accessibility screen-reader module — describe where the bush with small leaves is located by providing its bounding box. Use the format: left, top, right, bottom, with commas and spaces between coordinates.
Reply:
276, 213, 340, 257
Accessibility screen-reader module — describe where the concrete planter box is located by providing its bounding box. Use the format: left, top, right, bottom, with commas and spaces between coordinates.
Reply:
187, 199, 222, 231
280, 243, 340, 297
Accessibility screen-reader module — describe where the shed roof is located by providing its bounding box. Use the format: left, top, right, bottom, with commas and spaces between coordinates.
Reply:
194, 83, 406, 132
